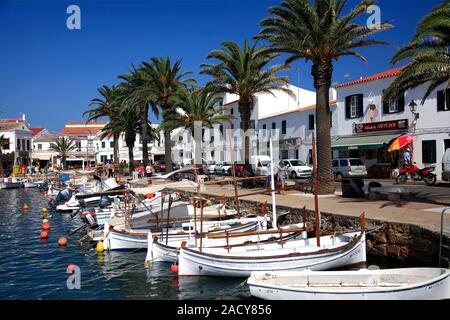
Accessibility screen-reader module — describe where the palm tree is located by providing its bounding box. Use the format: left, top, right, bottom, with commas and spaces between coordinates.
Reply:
101, 104, 157, 173
384, 0, 450, 103
258, 0, 392, 194
158, 86, 234, 163
140, 57, 194, 173
200, 39, 292, 167
84, 85, 122, 164
49, 136, 77, 170
118, 66, 159, 167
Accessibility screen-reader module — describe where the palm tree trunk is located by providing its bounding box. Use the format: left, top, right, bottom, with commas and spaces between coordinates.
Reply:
113, 132, 119, 165
313, 62, 335, 195
239, 98, 252, 167
164, 130, 172, 173
62, 154, 67, 170
141, 104, 149, 167
128, 144, 134, 173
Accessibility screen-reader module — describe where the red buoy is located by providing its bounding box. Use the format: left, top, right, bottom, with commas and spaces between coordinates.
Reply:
23, 203, 29, 210
42, 222, 51, 230
40, 231, 48, 239
58, 236, 68, 247
170, 263, 179, 273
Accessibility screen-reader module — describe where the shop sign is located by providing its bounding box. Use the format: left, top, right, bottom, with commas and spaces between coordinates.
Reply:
354, 119, 408, 134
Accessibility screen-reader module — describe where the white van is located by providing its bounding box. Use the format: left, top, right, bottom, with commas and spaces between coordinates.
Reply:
442, 148, 450, 181
251, 155, 272, 176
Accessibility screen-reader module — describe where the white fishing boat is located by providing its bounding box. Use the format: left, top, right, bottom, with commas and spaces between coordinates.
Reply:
247, 268, 450, 300
149, 222, 308, 263
1, 177, 24, 189
187, 203, 237, 219
177, 230, 366, 277
102, 210, 268, 251
23, 179, 43, 188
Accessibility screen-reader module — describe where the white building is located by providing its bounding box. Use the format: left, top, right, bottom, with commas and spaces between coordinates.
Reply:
333, 67, 450, 179
0, 116, 33, 173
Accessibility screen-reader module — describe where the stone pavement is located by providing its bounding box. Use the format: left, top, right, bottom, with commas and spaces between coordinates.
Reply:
170, 183, 450, 236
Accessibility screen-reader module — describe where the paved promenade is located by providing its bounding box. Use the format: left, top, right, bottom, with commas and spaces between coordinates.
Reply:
170, 182, 450, 235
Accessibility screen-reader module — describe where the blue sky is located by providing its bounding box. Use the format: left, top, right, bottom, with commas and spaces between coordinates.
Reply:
0, 0, 442, 131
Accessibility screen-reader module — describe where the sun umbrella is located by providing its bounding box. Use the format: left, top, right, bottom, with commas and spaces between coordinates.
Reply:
387, 134, 414, 152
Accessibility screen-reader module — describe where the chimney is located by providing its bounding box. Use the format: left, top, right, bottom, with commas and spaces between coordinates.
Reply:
22, 113, 26, 121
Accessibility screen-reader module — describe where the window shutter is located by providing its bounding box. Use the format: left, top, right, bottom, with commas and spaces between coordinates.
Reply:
437, 90, 445, 111
345, 96, 351, 118
446, 89, 450, 110
382, 90, 390, 114
397, 94, 405, 112
357, 94, 364, 117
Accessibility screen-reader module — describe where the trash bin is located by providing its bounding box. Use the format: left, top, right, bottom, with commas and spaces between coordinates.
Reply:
341, 178, 364, 198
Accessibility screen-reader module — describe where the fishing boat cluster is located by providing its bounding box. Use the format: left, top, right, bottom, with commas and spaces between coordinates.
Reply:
16, 167, 450, 300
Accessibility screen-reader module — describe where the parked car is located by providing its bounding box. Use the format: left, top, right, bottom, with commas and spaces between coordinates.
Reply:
215, 161, 232, 175
206, 160, 216, 174
332, 158, 368, 179
278, 159, 312, 179
226, 161, 245, 176
250, 155, 271, 176
442, 148, 450, 181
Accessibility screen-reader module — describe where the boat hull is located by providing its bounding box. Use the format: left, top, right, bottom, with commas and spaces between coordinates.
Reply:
178, 232, 366, 277
247, 268, 450, 300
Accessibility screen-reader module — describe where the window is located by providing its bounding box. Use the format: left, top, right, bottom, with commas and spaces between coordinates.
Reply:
110, 154, 113, 159
281, 150, 288, 159
230, 123, 234, 130
101, 141, 105, 148
281, 120, 286, 134
210, 135, 214, 143
339, 159, 348, 167
230, 108, 234, 115
437, 89, 450, 111
308, 114, 315, 130
219, 100, 223, 106
26, 140, 30, 151
211, 150, 215, 158
262, 124, 266, 130
345, 94, 363, 119
110, 141, 114, 148
445, 139, 450, 151
332, 160, 338, 167
76, 141, 81, 151
38, 144, 42, 150
2, 138, 10, 150
219, 125, 223, 135
17, 139, 20, 150
382, 90, 405, 114
330, 112, 333, 128
422, 140, 436, 163
272, 122, 276, 130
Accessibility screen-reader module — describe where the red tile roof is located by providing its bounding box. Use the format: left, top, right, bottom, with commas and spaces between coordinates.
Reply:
0, 119, 25, 123
30, 128, 45, 136
60, 127, 103, 135
336, 67, 404, 88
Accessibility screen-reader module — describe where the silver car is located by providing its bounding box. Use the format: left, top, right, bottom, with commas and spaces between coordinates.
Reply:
332, 158, 367, 180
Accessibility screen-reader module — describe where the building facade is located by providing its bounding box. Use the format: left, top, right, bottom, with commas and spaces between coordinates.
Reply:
0, 116, 33, 172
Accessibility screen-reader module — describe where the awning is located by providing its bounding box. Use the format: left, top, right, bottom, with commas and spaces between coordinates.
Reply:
332, 133, 398, 150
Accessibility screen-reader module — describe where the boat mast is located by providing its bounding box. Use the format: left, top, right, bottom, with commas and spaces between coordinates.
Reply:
269, 133, 277, 229
312, 130, 320, 247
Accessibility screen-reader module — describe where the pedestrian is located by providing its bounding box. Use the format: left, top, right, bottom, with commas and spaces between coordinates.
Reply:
107, 161, 114, 178
146, 162, 153, 177
403, 147, 411, 166
277, 161, 288, 195
138, 163, 145, 178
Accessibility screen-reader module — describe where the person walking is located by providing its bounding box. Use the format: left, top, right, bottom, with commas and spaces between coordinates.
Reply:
138, 163, 145, 178
107, 161, 114, 178
277, 161, 288, 195
403, 147, 411, 166
146, 162, 153, 178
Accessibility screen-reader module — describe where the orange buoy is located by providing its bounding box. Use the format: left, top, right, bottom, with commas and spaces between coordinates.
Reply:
170, 263, 179, 273
40, 231, 48, 239
42, 208, 47, 213
23, 203, 29, 210
42, 222, 51, 230
58, 236, 68, 247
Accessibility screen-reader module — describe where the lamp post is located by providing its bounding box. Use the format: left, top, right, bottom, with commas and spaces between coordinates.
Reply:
408, 99, 419, 165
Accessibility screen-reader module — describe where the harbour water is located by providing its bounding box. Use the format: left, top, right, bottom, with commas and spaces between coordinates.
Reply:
0, 189, 249, 300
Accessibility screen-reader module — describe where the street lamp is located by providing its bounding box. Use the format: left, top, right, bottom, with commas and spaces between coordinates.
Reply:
409, 99, 418, 114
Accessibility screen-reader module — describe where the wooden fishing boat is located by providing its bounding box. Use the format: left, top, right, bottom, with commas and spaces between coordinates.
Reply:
247, 268, 450, 300
149, 222, 310, 263
177, 230, 366, 277
103, 214, 268, 251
